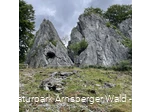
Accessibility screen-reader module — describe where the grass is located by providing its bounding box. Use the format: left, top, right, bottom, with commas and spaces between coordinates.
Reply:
19, 67, 132, 112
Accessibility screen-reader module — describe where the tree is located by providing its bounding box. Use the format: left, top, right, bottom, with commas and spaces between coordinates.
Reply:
19, 0, 35, 63
104, 4, 132, 26
83, 7, 103, 16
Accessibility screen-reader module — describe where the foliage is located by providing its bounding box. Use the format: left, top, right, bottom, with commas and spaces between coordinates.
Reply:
113, 60, 131, 71
50, 40, 57, 47
83, 7, 103, 16
106, 22, 111, 27
122, 37, 132, 49
128, 47, 132, 60
19, 0, 35, 63
122, 37, 132, 59
112, 25, 117, 29
69, 39, 88, 55
104, 4, 132, 26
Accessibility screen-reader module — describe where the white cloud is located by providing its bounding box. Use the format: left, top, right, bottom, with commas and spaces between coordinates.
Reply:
36, 7, 56, 16
24, 0, 132, 40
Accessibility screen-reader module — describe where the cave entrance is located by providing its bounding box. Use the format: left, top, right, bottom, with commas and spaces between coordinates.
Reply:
46, 51, 56, 59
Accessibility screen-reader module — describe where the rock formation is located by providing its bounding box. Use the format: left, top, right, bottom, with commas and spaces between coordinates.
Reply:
68, 13, 131, 67
26, 19, 73, 68
118, 18, 132, 39
39, 71, 78, 92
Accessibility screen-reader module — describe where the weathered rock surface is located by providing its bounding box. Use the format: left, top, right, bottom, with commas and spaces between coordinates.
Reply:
39, 71, 77, 92
104, 82, 116, 88
118, 18, 132, 39
26, 19, 73, 68
68, 13, 130, 67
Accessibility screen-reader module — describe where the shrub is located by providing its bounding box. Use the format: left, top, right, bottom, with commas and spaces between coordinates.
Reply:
106, 22, 111, 27
113, 60, 131, 71
83, 7, 103, 16
69, 39, 88, 55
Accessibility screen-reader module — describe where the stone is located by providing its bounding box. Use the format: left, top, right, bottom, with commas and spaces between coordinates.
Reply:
26, 19, 73, 68
56, 88, 63, 92
104, 82, 116, 88
39, 71, 78, 92
68, 13, 131, 67
95, 84, 101, 87
118, 18, 132, 39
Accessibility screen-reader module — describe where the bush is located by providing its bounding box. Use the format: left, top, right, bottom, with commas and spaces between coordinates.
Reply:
83, 7, 103, 16
69, 39, 88, 55
113, 60, 131, 71
106, 22, 111, 27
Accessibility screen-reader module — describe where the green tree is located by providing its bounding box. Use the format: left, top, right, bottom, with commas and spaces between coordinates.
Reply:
19, 0, 35, 63
84, 7, 103, 16
104, 4, 132, 26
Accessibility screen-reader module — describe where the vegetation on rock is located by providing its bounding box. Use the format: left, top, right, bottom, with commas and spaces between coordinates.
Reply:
69, 39, 88, 55
83, 7, 103, 16
50, 39, 57, 47
104, 4, 132, 26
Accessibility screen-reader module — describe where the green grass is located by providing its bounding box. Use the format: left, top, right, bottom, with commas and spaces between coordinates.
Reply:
19, 67, 132, 112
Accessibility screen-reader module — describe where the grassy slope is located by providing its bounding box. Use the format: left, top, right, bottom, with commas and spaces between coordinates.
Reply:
19, 67, 132, 112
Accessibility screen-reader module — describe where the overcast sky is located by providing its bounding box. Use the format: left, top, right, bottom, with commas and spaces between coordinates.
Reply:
25, 0, 132, 41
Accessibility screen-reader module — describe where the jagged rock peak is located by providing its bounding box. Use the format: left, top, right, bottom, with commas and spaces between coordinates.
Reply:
26, 19, 73, 68
68, 13, 130, 67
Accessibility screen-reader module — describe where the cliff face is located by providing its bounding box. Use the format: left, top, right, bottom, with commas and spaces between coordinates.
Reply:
68, 13, 131, 67
26, 19, 73, 68
26, 13, 132, 68
118, 18, 132, 39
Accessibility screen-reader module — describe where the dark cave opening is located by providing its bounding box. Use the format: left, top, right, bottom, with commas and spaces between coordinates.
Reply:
46, 51, 56, 59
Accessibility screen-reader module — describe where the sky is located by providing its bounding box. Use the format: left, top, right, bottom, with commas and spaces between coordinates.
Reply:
25, 0, 132, 45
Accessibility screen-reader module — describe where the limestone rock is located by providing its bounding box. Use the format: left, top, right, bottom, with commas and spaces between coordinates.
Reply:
26, 19, 73, 68
39, 71, 78, 92
68, 13, 130, 67
118, 18, 132, 39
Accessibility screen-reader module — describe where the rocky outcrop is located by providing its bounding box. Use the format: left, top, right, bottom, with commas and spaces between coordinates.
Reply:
68, 13, 130, 67
39, 71, 78, 92
26, 19, 73, 68
118, 18, 132, 39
